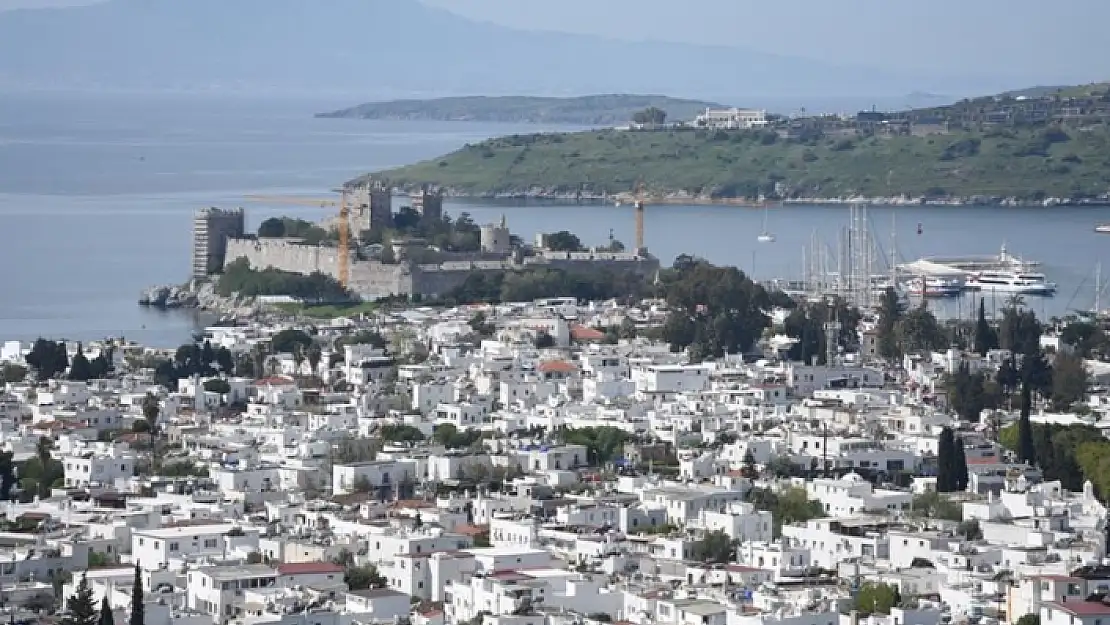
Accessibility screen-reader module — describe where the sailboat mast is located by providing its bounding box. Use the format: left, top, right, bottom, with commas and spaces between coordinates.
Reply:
1097, 262, 1102, 314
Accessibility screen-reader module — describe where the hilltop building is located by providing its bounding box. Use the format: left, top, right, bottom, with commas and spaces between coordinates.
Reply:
191, 207, 245, 279
695, 107, 768, 129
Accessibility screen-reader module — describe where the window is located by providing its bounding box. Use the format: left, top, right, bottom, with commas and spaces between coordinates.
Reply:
169, 542, 179, 552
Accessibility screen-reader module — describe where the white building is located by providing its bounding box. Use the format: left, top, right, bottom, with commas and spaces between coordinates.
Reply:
695, 107, 768, 129
63, 448, 136, 488
132, 523, 247, 571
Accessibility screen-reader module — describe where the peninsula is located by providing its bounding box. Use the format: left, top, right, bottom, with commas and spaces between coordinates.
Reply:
316, 94, 721, 126
365, 83, 1110, 205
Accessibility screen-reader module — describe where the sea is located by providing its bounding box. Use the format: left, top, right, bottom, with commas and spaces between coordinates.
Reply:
2, 91, 1109, 348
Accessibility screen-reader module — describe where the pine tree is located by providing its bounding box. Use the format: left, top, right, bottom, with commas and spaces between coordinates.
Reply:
954, 436, 969, 491
1017, 382, 1037, 465
973, 298, 997, 356
99, 596, 115, 625
937, 427, 956, 492
61, 574, 98, 625
129, 564, 144, 625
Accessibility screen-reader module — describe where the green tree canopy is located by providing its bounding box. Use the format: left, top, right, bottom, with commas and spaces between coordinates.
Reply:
26, 339, 68, 380
1051, 350, 1088, 411
432, 424, 483, 450
556, 426, 629, 465
855, 582, 901, 615
876, 287, 904, 359
692, 530, 734, 564
658, 258, 771, 361
632, 107, 667, 125
543, 231, 585, 252
344, 564, 387, 591
202, 379, 231, 394
379, 424, 426, 444
271, 329, 313, 355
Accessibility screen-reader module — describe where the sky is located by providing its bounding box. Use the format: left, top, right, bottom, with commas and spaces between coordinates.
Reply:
1, 0, 1107, 85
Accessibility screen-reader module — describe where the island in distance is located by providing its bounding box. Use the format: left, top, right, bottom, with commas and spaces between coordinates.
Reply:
316, 94, 723, 126
359, 82, 1110, 207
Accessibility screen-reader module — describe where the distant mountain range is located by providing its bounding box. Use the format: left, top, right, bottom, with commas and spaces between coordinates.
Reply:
317, 95, 723, 125
0, 0, 1028, 99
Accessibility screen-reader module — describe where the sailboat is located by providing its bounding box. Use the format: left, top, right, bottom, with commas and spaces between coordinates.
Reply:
757, 203, 776, 243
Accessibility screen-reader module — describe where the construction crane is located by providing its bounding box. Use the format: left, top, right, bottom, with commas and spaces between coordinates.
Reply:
245, 191, 352, 288
633, 180, 647, 254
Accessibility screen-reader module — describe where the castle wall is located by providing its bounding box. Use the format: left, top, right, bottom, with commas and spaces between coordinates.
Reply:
224, 238, 660, 301
225, 238, 410, 299
225, 239, 343, 276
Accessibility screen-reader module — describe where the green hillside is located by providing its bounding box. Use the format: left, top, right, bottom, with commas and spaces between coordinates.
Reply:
369, 124, 1110, 203
317, 94, 721, 125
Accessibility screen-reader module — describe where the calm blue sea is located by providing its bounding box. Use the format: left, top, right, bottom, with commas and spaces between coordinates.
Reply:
0, 92, 1107, 346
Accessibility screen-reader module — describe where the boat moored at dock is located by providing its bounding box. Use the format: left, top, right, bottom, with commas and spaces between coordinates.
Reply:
966, 270, 1057, 295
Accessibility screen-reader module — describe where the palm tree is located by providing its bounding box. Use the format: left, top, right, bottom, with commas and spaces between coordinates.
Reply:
141, 393, 161, 473
307, 344, 322, 376
293, 345, 305, 376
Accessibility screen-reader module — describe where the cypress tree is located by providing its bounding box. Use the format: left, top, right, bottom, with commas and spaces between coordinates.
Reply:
1017, 382, 1037, 465
129, 564, 144, 625
99, 596, 115, 625
937, 427, 955, 492
68, 343, 93, 382
954, 436, 969, 492
973, 298, 997, 356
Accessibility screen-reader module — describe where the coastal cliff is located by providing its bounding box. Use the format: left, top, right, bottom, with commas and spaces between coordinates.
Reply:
138, 280, 260, 316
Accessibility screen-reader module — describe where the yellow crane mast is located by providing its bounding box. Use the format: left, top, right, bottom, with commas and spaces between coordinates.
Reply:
634, 180, 646, 254
245, 191, 352, 288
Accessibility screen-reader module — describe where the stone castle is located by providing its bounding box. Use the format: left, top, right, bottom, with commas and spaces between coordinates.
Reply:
222, 212, 659, 300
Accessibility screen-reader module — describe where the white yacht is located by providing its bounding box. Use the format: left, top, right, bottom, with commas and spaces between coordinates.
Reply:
904, 276, 964, 298
966, 270, 1056, 295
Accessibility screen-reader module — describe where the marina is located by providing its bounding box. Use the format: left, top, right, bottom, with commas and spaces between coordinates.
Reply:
782, 206, 1061, 314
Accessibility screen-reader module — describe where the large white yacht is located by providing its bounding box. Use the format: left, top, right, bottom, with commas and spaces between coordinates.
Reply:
904, 276, 964, 298
966, 270, 1057, 295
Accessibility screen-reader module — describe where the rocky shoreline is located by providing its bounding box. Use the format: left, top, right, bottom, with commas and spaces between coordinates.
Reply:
385, 183, 1110, 208
138, 280, 262, 317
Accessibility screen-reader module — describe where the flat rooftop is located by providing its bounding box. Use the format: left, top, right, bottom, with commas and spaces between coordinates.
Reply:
195, 564, 276, 580
134, 523, 239, 539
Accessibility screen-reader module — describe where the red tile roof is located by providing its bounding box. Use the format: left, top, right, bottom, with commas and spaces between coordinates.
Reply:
277, 562, 344, 575
537, 360, 577, 374
454, 524, 489, 537
1046, 601, 1110, 616
570, 325, 606, 342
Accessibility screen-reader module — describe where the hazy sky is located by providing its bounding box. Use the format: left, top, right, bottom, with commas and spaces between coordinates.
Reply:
2, 0, 1107, 84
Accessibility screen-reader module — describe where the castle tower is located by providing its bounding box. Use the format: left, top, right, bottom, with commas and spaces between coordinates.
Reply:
355, 181, 392, 232
411, 187, 443, 221
191, 207, 245, 279
480, 215, 512, 254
